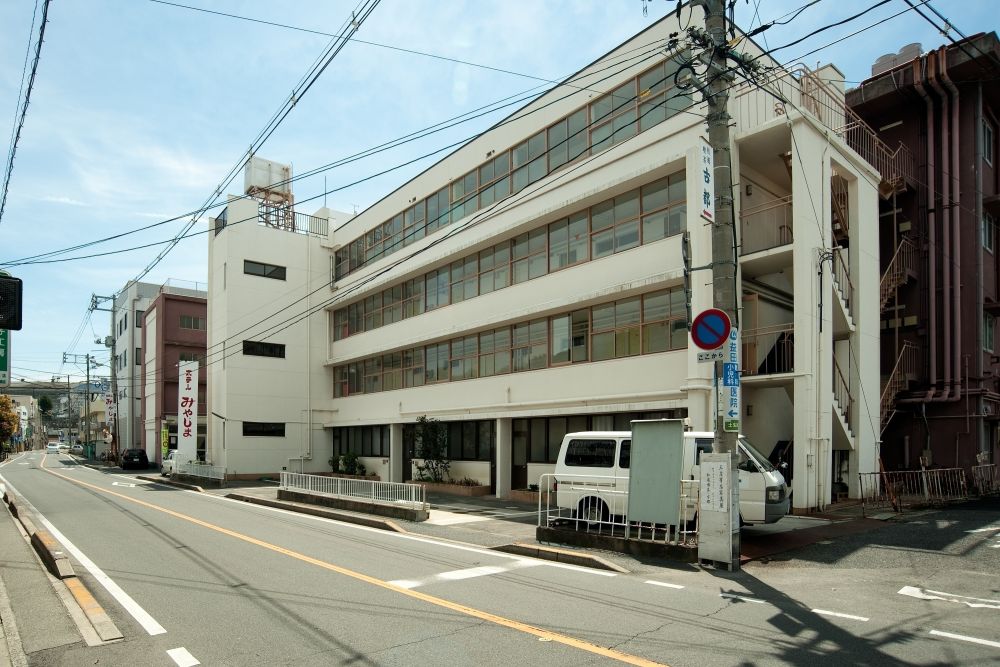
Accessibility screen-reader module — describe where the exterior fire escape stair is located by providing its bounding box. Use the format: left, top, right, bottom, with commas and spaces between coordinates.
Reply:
879, 236, 918, 312
880, 342, 917, 434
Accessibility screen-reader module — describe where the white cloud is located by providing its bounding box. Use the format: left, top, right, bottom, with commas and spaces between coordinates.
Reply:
39, 195, 91, 207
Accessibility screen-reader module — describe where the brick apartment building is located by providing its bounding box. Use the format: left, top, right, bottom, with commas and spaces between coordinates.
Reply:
847, 33, 1000, 474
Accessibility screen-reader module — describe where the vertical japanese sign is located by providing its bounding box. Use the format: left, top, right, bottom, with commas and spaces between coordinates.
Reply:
0, 329, 9, 386
700, 139, 715, 223
176, 360, 199, 464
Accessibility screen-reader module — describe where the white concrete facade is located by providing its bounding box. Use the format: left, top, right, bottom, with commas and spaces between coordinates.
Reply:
207, 10, 882, 511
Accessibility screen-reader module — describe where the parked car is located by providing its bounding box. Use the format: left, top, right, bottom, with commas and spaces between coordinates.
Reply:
70, 443, 84, 455
120, 449, 149, 470
552, 430, 789, 526
161, 450, 177, 476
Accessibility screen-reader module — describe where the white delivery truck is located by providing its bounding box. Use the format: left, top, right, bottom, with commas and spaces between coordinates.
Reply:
552, 431, 789, 525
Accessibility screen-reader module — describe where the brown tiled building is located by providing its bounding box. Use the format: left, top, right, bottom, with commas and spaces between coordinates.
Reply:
140, 290, 207, 467
847, 33, 1000, 475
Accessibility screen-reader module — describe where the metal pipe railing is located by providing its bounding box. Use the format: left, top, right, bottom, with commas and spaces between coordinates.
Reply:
279, 471, 427, 511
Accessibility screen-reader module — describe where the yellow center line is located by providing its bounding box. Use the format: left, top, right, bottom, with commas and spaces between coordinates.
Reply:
41, 462, 665, 666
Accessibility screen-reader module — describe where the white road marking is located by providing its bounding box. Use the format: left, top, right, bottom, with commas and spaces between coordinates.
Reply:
645, 580, 685, 590
112, 482, 136, 488
198, 492, 618, 576
811, 609, 869, 622
167, 647, 201, 666
0, 475, 167, 635
424, 510, 491, 526
388, 561, 541, 589
898, 586, 1000, 609
720, 593, 765, 604
929, 630, 1000, 649
966, 526, 1000, 533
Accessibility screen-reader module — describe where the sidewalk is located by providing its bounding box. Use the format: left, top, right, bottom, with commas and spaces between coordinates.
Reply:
204, 481, 888, 565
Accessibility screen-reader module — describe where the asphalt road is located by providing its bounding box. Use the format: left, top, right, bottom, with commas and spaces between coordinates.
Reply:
1, 449, 998, 666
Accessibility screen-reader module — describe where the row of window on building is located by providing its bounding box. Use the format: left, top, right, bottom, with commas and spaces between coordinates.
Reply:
333, 55, 692, 280
332, 170, 686, 341
333, 286, 687, 397
330, 411, 682, 463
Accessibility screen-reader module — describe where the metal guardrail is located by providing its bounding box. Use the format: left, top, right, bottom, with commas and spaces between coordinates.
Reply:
740, 195, 793, 255
971, 464, 1000, 496
858, 468, 968, 515
537, 473, 698, 546
176, 462, 226, 484
279, 471, 427, 511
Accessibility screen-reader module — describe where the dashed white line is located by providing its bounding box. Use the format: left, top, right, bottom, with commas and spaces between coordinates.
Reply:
388, 561, 541, 589
929, 630, 1000, 649
811, 609, 869, 622
167, 647, 201, 666
720, 593, 765, 604
645, 580, 685, 590
899, 585, 1000, 610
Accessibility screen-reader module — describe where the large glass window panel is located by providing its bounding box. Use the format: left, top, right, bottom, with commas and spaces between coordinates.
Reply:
512, 166, 529, 193
494, 152, 509, 175
591, 229, 614, 259
639, 96, 668, 131
527, 131, 545, 160
547, 418, 567, 464
642, 211, 668, 243
530, 418, 547, 462
615, 191, 639, 222
571, 310, 589, 362
643, 321, 670, 353
551, 315, 571, 364
567, 212, 589, 264
591, 199, 614, 231
513, 140, 529, 168
479, 160, 494, 184
592, 332, 614, 361
643, 291, 670, 321
616, 298, 641, 326
549, 218, 569, 271
612, 108, 637, 144
639, 62, 666, 96
527, 156, 546, 184
667, 204, 686, 236
590, 122, 613, 154
529, 319, 548, 369
567, 109, 588, 162
616, 327, 642, 357
641, 177, 670, 212
670, 319, 688, 350
548, 120, 568, 170
615, 218, 640, 252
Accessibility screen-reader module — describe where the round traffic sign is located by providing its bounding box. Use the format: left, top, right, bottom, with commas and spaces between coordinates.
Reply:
691, 308, 731, 350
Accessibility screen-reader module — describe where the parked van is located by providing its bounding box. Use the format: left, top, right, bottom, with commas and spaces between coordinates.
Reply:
553, 431, 789, 526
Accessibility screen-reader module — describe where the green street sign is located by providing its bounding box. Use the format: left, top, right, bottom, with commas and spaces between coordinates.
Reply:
724, 419, 740, 432
0, 329, 9, 386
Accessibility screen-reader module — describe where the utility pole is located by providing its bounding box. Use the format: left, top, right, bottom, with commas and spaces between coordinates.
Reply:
90, 294, 117, 457
691, 0, 741, 569
64, 352, 95, 447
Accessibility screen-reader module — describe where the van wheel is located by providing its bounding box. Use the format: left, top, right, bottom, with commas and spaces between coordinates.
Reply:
577, 498, 608, 527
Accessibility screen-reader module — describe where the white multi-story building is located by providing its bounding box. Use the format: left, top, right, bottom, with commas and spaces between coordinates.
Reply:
208, 10, 901, 510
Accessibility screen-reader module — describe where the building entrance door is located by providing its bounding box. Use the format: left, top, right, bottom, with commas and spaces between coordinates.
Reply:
512, 437, 528, 490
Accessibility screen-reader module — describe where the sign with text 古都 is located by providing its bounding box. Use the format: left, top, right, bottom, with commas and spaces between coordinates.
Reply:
176, 360, 199, 464
700, 140, 714, 223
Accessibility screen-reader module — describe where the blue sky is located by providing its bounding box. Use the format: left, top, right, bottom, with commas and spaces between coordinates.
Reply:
0, 0, 996, 384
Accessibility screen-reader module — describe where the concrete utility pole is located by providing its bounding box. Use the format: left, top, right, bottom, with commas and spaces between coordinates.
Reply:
63, 352, 95, 447
693, 0, 741, 568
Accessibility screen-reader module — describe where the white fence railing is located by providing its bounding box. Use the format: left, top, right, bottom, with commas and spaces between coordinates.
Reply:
971, 464, 1000, 496
176, 462, 226, 483
279, 472, 427, 511
537, 473, 698, 546
858, 468, 968, 515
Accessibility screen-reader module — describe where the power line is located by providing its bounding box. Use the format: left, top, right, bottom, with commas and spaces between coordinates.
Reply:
0, 0, 52, 227
121, 0, 382, 294
1, 42, 668, 268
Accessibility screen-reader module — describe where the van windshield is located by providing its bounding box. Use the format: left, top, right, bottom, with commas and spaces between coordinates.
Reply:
739, 437, 776, 472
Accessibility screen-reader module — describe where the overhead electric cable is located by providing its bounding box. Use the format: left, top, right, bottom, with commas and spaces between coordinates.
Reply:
0, 0, 52, 227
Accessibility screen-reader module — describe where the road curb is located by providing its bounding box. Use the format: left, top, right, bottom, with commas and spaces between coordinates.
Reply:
2, 482, 124, 644
226, 493, 406, 533
491, 542, 630, 573
136, 475, 204, 492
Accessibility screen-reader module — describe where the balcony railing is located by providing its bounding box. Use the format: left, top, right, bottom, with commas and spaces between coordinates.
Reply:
257, 201, 329, 238
741, 323, 794, 377
833, 356, 854, 429
740, 195, 793, 255
734, 65, 914, 189
832, 248, 853, 319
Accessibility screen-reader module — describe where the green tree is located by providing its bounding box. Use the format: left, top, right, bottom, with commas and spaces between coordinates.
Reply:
414, 415, 450, 483
38, 395, 53, 415
0, 395, 18, 448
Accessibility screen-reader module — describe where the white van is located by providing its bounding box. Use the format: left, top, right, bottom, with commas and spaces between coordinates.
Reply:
553, 431, 789, 525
